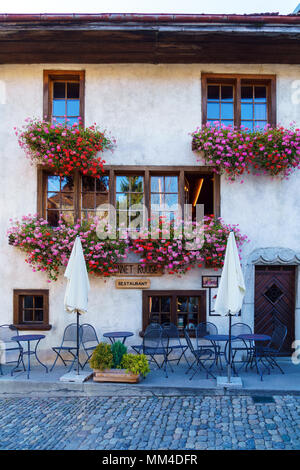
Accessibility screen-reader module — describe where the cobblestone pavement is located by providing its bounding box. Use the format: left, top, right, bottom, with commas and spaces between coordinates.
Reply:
0, 395, 299, 450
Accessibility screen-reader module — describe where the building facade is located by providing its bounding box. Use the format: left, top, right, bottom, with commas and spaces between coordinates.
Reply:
0, 14, 300, 362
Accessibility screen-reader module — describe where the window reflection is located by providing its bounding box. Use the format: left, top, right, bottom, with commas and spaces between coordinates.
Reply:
207, 84, 234, 126
241, 85, 267, 130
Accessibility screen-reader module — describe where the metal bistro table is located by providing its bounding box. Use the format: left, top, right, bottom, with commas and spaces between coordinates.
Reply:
204, 334, 238, 370
237, 334, 271, 381
11, 334, 48, 379
103, 331, 134, 345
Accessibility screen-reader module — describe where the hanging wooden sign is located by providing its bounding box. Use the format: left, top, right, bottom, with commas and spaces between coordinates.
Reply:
115, 263, 163, 277
115, 279, 151, 289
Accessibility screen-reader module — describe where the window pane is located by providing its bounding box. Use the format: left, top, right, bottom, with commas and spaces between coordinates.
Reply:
60, 193, 74, 209
82, 175, 95, 192
96, 175, 109, 192
241, 121, 253, 130
241, 103, 253, 120
241, 86, 253, 101
67, 117, 79, 127
254, 103, 267, 120
116, 176, 131, 193
151, 176, 163, 193
221, 103, 234, 120
54, 117, 65, 125
188, 297, 199, 313
24, 296, 33, 308
207, 85, 219, 100
207, 102, 219, 119
34, 310, 44, 322
177, 297, 188, 312
47, 210, 60, 227
151, 193, 162, 206
35, 296, 44, 309
165, 194, 178, 207
130, 176, 143, 192
130, 193, 144, 206
52, 99, 65, 116
67, 82, 80, 99
255, 121, 267, 129
221, 85, 233, 101
255, 86, 267, 102
165, 176, 178, 193
47, 175, 60, 193
149, 296, 160, 312
60, 212, 74, 224
23, 310, 33, 322
53, 82, 65, 98
116, 193, 129, 209
67, 99, 80, 116
61, 176, 74, 192
161, 296, 171, 312
82, 193, 95, 209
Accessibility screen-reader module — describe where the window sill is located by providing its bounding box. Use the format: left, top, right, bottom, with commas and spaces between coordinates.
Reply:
13, 324, 52, 331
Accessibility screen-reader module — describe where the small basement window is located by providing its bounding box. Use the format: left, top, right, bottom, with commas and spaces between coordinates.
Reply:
13, 290, 51, 331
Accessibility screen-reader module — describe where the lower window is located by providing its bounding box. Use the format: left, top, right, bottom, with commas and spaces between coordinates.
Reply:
142, 290, 206, 334
13, 290, 51, 330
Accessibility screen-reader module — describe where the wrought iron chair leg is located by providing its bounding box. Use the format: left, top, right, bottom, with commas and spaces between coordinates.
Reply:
50, 348, 66, 371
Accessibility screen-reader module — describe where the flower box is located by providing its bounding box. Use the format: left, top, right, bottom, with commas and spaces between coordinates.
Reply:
93, 368, 141, 383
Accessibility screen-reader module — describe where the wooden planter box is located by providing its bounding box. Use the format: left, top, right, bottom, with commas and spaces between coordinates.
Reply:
93, 368, 141, 383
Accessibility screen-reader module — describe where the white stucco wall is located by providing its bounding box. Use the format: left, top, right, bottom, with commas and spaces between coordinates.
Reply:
0, 63, 299, 362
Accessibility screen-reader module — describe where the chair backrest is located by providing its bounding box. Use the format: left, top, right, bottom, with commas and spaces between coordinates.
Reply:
62, 323, 80, 344
81, 323, 99, 345
269, 320, 287, 352
196, 322, 218, 338
143, 327, 165, 351
0, 324, 19, 342
184, 329, 195, 355
196, 322, 218, 349
231, 322, 252, 336
145, 323, 163, 335
162, 322, 181, 345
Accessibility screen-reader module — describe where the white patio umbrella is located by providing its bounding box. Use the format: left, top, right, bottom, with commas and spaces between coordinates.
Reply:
64, 236, 90, 375
214, 231, 246, 383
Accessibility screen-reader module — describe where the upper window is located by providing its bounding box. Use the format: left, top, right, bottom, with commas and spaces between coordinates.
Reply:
202, 74, 276, 129
43, 70, 85, 125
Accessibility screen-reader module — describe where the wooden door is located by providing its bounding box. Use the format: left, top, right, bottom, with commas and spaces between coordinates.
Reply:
255, 266, 296, 354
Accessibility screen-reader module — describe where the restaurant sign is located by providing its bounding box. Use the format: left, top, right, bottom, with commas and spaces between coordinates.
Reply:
115, 279, 151, 289
115, 263, 163, 277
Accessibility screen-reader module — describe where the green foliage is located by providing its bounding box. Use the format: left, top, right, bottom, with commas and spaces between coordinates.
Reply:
89, 342, 113, 371
120, 354, 150, 377
111, 341, 127, 368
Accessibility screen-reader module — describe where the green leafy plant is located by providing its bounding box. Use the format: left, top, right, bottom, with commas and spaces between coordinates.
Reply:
120, 354, 150, 377
89, 342, 113, 371
111, 341, 127, 368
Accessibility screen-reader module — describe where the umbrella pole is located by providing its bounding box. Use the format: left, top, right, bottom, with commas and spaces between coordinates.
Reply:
77, 310, 80, 375
227, 310, 232, 383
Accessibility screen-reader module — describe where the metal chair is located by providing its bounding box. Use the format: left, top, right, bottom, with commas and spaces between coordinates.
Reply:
260, 320, 288, 374
50, 323, 82, 372
81, 323, 100, 368
0, 324, 25, 375
196, 322, 221, 368
162, 322, 189, 365
131, 323, 162, 354
229, 322, 253, 374
133, 326, 171, 378
184, 329, 215, 380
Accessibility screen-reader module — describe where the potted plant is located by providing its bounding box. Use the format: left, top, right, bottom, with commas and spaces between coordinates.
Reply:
89, 341, 149, 383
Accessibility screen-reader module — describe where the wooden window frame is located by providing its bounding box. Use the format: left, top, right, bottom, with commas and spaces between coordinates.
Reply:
37, 165, 220, 222
13, 289, 51, 331
201, 73, 276, 128
142, 289, 207, 335
43, 70, 85, 124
